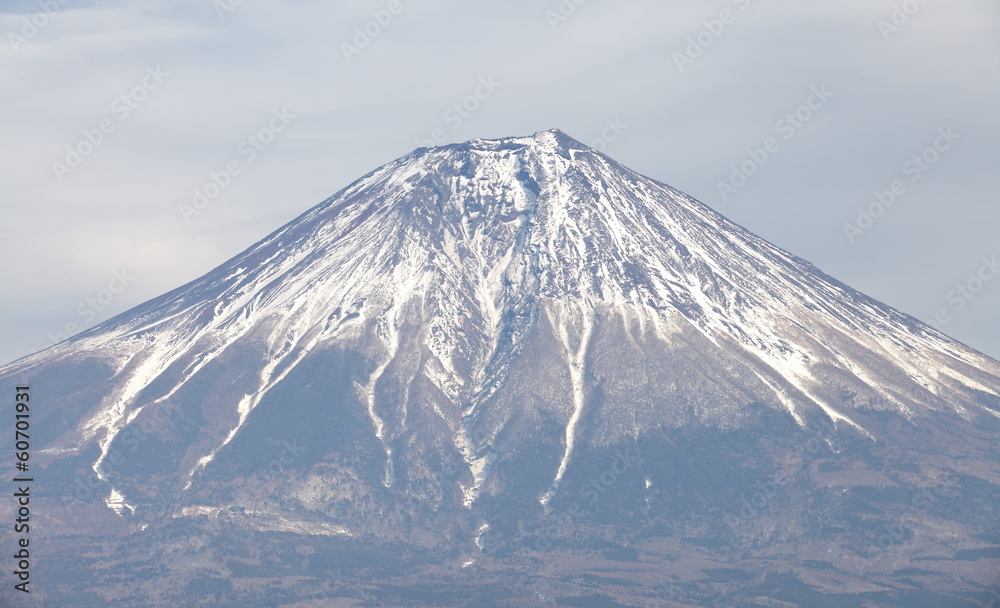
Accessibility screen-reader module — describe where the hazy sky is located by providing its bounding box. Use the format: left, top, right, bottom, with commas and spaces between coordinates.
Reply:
1, 0, 998, 365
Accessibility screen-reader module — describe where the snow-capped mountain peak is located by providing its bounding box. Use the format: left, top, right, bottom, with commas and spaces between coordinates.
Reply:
4, 130, 999, 520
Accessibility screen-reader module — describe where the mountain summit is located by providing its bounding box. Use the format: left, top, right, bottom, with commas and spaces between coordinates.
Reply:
3, 130, 999, 607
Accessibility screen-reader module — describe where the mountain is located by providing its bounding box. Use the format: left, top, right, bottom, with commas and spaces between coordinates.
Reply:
2, 130, 999, 607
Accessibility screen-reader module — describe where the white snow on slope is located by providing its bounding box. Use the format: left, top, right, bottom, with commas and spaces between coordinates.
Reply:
4, 129, 1000, 518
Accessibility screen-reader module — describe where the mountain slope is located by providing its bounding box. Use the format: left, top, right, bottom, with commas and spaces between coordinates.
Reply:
2, 130, 998, 607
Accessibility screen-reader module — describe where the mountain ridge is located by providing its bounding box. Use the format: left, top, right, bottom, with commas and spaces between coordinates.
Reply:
6, 129, 1000, 506
2, 129, 999, 607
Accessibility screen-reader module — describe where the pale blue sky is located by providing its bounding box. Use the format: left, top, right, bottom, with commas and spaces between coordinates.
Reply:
1, 0, 998, 364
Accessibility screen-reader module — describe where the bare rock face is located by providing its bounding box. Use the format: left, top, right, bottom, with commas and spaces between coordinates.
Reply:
3, 130, 999, 607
